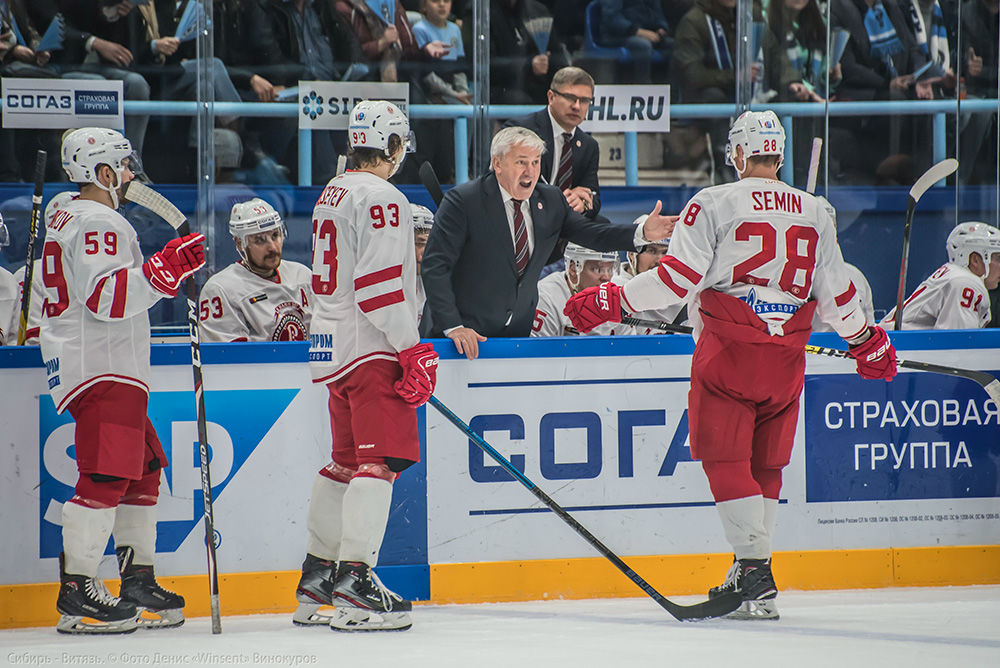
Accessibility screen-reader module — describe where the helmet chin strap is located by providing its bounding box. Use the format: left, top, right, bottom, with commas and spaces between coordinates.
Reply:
97, 168, 122, 209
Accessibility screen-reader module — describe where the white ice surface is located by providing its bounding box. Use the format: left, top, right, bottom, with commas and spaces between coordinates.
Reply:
2, 586, 997, 668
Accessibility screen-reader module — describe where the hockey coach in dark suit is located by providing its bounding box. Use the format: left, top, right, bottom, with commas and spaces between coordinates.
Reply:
420, 126, 675, 359
504, 66, 603, 219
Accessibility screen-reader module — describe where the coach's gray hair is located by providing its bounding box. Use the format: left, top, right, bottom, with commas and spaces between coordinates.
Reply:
490, 126, 547, 161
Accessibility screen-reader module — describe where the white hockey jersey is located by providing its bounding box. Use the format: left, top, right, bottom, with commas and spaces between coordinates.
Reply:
309, 171, 419, 384
0, 266, 17, 345
3, 260, 45, 345
611, 267, 687, 335
622, 177, 868, 341
880, 262, 991, 330
532, 271, 634, 336
39, 198, 164, 413
812, 263, 874, 332
198, 260, 312, 342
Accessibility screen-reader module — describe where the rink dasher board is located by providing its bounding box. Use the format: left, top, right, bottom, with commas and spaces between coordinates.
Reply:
1, 333, 998, 606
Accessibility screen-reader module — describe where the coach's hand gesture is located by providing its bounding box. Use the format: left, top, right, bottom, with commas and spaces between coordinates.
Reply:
641, 200, 678, 242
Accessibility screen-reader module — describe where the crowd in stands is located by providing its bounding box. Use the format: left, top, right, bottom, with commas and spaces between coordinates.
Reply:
0, 0, 996, 188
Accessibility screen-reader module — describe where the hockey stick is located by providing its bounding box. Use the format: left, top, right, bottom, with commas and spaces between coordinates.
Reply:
620, 315, 1000, 405
16, 150, 46, 345
805, 137, 822, 195
419, 160, 444, 207
427, 395, 743, 622
893, 158, 959, 330
121, 181, 223, 634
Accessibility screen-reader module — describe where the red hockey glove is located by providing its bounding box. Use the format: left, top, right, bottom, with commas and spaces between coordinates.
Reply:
847, 326, 897, 381
394, 342, 439, 406
563, 282, 623, 333
143, 233, 206, 297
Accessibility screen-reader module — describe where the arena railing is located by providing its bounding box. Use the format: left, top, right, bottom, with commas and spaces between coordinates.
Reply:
124, 99, 1000, 187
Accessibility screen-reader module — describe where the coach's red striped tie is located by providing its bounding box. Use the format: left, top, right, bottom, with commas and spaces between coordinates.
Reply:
511, 198, 529, 275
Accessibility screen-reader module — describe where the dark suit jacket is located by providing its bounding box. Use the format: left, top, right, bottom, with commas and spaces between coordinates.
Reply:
420, 173, 637, 338
504, 109, 602, 217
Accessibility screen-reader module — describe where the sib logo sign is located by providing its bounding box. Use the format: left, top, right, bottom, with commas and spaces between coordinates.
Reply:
38, 389, 298, 558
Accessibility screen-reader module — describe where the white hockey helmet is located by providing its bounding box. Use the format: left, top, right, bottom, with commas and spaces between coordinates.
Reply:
229, 198, 286, 261
726, 110, 785, 174
947, 221, 1000, 278
45, 191, 80, 226
61, 127, 133, 208
565, 242, 620, 289
349, 100, 414, 175
411, 204, 434, 231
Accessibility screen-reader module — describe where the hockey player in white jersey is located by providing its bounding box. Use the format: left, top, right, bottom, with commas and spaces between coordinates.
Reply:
564, 111, 897, 620
4, 192, 80, 345
412, 204, 433, 327
41, 128, 206, 634
611, 237, 688, 334
880, 221, 1000, 330
198, 198, 312, 342
531, 243, 627, 336
0, 213, 16, 345
807, 199, 875, 332
296, 101, 437, 632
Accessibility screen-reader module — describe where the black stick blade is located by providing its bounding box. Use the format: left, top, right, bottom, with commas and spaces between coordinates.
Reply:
419, 161, 444, 207
665, 591, 743, 622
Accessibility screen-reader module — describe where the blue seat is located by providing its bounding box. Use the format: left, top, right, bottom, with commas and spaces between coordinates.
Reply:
582, 1, 666, 64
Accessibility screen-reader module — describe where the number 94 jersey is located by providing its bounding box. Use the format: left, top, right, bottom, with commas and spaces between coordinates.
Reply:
623, 177, 868, 340
309, 171, 420, 384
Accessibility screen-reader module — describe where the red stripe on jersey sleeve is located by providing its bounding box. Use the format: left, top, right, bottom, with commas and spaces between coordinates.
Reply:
86, 276, 110, 314
358, 290, 405, 313
903, 285, 927, 307
656, 264, 688, 298
835, 282, 857, 307
661, 256, 702, 284
354, 265, 403, 291
110, 269, 128, 318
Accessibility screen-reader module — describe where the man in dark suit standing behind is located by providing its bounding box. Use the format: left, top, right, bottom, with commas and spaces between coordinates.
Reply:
420, 126, 675, 358
504, 66, 602, 218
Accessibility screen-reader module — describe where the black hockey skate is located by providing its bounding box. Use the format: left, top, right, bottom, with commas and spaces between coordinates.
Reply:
116, 546, 185, 629
709, 556, 779, 620
293, 554, 338, 626
329, 561, 412, 632
56, 553, 139, 635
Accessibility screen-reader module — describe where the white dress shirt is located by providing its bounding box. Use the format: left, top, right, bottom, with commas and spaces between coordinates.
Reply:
547, 109, 576, 186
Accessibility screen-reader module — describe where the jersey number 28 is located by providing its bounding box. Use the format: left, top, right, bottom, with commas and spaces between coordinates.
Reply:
732, 222, 818, 297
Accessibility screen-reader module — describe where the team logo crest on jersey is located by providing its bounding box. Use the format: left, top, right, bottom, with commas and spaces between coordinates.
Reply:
272, 301, 307, 341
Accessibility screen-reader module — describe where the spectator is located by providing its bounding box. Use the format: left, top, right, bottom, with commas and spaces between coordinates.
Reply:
881, 221, 1000, 329
611, 238, 687, 333
474, 0, 569, 105
830, 0, 932, 177
531, 243, 628, 336
505, 66, 601, 219
957, 0, 998, 184
0, 0, 64, 182
412, 0, 470, 103
768, 0, 842, 102
336, 0, 432, 83
264, 0, 364, 183
198, 199, 312, 342
597, 0, 671, 83
672, 0, 764, 179
419, 125, 675, 358
50, 1, 153, 164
